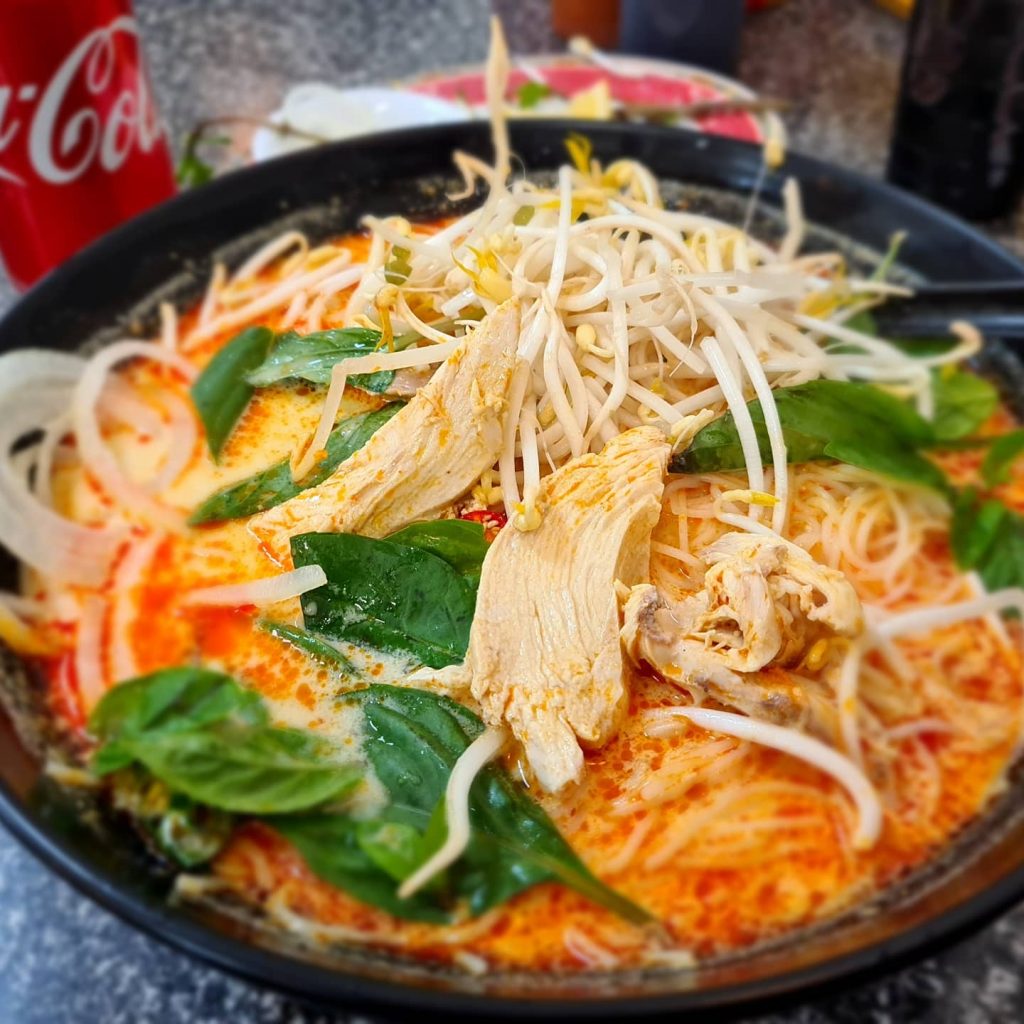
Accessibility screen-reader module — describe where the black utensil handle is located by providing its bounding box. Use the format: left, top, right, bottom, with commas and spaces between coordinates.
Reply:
872, 280, 1024, 339
874, 310, 1024, 340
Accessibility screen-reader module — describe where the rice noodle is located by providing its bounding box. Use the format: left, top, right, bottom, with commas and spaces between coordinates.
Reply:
646, 780, 827, 869
664, 707, 883, 849
563, 927, 619, 969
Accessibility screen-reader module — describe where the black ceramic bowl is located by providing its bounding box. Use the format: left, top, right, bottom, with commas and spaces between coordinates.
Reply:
2, 121, 1024, 1021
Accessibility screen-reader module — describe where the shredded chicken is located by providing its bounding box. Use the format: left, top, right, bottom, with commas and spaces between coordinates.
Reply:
252, 301, 521, 562
436, 427, 669, 792
621, 533, 863, 735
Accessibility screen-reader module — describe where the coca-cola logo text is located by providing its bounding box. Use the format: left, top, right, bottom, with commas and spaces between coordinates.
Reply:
0, 15, 162, 188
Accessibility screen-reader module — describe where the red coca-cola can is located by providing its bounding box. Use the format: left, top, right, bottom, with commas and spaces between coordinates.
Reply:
0, 0, 177, 291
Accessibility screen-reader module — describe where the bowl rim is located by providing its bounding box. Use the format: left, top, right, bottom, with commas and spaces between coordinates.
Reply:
2, 118, 1024, 1019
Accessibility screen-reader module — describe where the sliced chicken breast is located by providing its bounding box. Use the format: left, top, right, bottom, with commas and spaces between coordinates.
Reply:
252, 300, 521, 561
451, 426, 670, 793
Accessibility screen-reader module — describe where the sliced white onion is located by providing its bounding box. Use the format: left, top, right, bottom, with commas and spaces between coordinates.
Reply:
668, 706, 883, 849
72, 340, 195, 531
181, 564, 327, 607
99, 379, 165, 438
31, 412, 71, 508
146, 391, 198, 494
0, 351, 124, 586
398, 726, 508, 899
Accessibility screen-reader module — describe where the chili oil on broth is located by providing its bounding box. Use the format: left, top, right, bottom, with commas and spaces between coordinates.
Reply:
18, 226, 1024, 974
206, 462, 1024, 970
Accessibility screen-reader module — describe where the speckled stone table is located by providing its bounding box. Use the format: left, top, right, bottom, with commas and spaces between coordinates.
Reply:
2, 0, 1024, 1021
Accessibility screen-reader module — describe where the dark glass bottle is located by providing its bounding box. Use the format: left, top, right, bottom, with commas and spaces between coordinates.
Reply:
618, 0, 745, 75
887, 0, 1024, 220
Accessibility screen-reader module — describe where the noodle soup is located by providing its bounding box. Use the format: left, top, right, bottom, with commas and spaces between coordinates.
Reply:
1, 20, 1022, 978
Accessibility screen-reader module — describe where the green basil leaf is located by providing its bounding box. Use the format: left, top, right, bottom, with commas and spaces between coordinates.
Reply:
346, 686, 652, 923
837, 310, 959, 358
982, 428, 1024, 488
951, 487, 1006, 569
91, 668, 362, 814
273, 814, 451, 923
671, 379, 946, 492
90, 668, 268, 775
120, 723, 361, 814
931, 370, 998, 441
386, 519, 490, 581
246, 329, 393, 393
276, 687, 649, 924
355, 818, 439, 887
823, 438, 949, 493
291, 533, 477, 669
256, 619, 358, 676
951, 486, 1024, 595
894, 336, 961, 358
188, 404, 402, 524
976, 512, 1024, 594
842, 310, 877, 336
191, 326, 274, 460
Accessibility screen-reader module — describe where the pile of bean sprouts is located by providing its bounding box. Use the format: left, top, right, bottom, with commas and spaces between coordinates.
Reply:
321, 21, 978, 535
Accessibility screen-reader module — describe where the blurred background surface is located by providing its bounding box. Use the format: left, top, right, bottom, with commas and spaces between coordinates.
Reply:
1, 0, 1024, 1020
